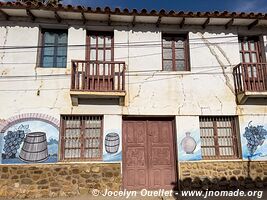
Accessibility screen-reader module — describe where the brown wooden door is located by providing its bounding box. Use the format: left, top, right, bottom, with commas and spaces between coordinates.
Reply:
122, 118, 176, 190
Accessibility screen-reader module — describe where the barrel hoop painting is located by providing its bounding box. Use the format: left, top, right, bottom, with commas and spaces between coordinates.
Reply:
105, 132, 120, 154
103, 130, 122, 162
0, 113, 59, 164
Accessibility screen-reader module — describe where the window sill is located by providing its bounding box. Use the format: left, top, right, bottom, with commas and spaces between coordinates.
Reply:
36, 66, 67, 69
35, 66, 71, 75
179, 159, 244, 163
159, 70, 191, 75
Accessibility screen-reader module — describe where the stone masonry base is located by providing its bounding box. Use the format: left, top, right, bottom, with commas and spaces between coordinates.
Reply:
1, 161, 267, 199
0, 163, 121, 199
179, 161, 267, 190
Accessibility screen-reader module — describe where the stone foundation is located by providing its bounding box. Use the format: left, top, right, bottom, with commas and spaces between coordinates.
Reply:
0, 163, 121, 199
179, 161, 267, 190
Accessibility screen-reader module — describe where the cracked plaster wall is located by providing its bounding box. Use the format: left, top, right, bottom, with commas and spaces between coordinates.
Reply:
0, 23, 266, 120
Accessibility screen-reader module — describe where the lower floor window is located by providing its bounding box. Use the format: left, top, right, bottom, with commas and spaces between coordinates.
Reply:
60, 115, 103, 160
199, 116, 239, 159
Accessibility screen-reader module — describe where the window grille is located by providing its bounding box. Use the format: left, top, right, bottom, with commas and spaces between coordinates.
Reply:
60, 115, 103, 160
199, 116, 239, 159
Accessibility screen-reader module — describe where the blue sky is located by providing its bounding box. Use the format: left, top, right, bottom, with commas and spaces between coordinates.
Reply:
62, 0, 267, 12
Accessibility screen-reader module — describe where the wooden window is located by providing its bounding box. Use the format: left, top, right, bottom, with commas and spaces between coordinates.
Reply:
86, 31, 114, 61
60, 115, 103, 161
162, 34, 190, 71
41, 29, 68, 68
199, 116, 239, 160
239, 36, 264, 64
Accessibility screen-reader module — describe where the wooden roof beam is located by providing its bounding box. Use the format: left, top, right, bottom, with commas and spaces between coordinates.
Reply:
54, 11, 62, 23
0, 9, 9, 20
26, 9, 35, 21
179, 17, 185, 28
156, 16, 161, 27
225, 18, 234, 29
248, 19, 259, 30
132, 15, 136, 27
81, 12, 86, 24
108, 14, 111, 26
202, 18, 210, 29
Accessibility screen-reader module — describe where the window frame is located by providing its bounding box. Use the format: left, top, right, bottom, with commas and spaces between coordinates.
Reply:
86, 31, 114, 62
238, 35, 266, 64
161, 33, 190, 71
40, 29, 68, 68
199, 116, 240, 160
60, 115, 103, 161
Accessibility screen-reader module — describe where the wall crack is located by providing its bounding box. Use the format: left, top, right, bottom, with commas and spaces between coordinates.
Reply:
199, 33, 235, 95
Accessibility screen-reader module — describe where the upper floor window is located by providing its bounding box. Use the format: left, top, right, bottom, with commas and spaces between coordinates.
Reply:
199, 116, 239, 160
60, 115, 103, 161
86, 31, 114, 61
40, 29, 68, 68
238, 36, 264, 63
162, 34, 190, 71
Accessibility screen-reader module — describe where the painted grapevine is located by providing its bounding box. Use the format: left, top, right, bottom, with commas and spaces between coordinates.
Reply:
243, 121, 267, 158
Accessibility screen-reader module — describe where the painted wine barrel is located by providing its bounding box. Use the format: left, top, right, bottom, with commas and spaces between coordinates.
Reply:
105, 132, 120, 154
19, 132, 48, 163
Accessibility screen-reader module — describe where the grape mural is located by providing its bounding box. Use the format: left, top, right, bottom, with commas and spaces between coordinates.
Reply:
243, 121, 267, 159
3, 125, 30, 159
1, 120, 59, 164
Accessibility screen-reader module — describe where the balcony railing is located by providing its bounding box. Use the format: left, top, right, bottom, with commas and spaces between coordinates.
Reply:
233, 63, 267, 94
71, 60, 126, 92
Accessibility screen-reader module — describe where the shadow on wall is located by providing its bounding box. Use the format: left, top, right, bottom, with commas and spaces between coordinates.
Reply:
171, 176, 267, 200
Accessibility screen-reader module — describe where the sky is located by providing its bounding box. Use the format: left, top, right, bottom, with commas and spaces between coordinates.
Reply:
62, 0, 267, 13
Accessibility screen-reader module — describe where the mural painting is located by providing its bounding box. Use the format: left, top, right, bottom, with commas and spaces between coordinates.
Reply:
177, 116, 202, 161
178, 129, 202, 161
0, 120, 59, 164
242, 120, 267, 161
103, 129, 122, 162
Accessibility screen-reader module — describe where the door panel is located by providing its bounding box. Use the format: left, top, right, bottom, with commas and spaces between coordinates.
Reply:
148, 121, 175, 189
123, 121, 148, 190
123, 119, 176, 190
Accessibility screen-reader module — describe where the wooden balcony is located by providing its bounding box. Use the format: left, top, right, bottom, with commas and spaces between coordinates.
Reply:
233, 63, 267, 104
70, 60, 126, 106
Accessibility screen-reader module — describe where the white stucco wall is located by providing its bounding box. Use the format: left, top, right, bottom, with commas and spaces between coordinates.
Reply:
0, 21, 267, 163
0, 22, 266, 119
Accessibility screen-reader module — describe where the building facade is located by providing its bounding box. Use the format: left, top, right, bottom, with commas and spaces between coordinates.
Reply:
0, 1, 267, 198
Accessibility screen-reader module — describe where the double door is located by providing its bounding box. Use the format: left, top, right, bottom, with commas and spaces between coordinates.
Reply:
122, 118, 177, 190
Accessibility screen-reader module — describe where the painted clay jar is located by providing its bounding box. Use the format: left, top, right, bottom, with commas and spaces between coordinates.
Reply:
181, 132, 197, 154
